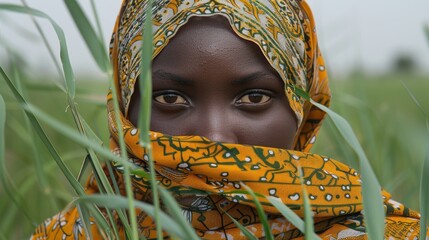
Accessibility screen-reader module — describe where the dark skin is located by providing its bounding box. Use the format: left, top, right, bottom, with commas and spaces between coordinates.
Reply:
129, 16, 297, 149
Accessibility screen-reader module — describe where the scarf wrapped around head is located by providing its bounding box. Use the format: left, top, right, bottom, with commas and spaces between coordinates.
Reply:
31, 0, 427, 239
111, 0, 331, 152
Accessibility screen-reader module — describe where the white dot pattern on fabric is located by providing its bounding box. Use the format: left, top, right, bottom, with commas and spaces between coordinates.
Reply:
289, 193, 300, 201
251, 165, 260, 170
178, 163, 189, 169
130, 128, 138, 136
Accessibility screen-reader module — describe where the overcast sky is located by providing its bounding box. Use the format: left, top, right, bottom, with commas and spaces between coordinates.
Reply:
0, 0, 428, 78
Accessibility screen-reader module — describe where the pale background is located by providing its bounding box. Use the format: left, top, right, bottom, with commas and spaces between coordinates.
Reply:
0, 0, 428, 77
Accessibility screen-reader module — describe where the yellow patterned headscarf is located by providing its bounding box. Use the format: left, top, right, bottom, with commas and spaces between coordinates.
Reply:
111, 0, 331, 152
31, 0, 428, 239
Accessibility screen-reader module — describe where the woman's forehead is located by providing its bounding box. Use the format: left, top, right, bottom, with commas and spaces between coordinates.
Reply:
153, 16, 272, 69
152, 16, 284, 87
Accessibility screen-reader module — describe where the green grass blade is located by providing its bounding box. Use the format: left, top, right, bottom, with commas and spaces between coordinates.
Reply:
108, 94, 138, 238
77, 116, 103, 181
23, 103, 134, 169
139, 3, 154, 143
267, 197, 304, 232
62, 0, 109, 72
0, 4, 75, 99
303, 189, 317, 240
310, 99, 385, 239
138, 1, 163, 239
421, 149, 429, 240
89, 0, 105, 50
79, 110, 136, 237
158, 188, 199, 240
0, 94, 35, 224
106, 81, 138, 235
241, 184, 274, 240
77, 154, 91, 182
1, 66, 83, 195
224, 211, 258, 240
298, 168, 320, 240
9, 61, 62, 212
101, 206, 121, 239
79, 114, 104, 145
106, 163, 122, 195
130, 169, 150, 179
401, 80, 429, 133
106, 70, 139, 236
20, 0, 66, 90
77, 204, 94, 240
399, 80, 429, 238
75, 195, 189, 239
10, 61, 49, 191
23, 103, 135, 237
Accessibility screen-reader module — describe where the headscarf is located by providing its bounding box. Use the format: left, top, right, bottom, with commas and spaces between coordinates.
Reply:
111, 0, 331, 152
31, 0, 427, 239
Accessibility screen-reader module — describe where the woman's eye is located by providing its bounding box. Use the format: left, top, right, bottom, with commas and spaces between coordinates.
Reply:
237, 93, 271, 104
154, 94, 188, 105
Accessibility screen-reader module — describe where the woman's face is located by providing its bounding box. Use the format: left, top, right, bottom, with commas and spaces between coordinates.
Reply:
129, 16, 297, 149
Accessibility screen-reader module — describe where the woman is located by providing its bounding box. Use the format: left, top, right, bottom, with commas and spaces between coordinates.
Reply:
32, 0, 428, 239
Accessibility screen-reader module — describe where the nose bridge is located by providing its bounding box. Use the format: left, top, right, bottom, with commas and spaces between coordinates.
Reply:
195, 104, 238, 144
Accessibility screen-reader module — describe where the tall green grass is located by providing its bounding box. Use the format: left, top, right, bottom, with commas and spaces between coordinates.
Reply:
0, 2, 428, 239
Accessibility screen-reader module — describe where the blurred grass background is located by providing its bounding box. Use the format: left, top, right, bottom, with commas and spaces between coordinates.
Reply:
0, 0, 428, 238
1, 69, 428, 238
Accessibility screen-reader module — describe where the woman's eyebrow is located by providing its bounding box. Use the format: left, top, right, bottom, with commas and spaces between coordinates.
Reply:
153, 70, 194, 86
232, 71, 278, 85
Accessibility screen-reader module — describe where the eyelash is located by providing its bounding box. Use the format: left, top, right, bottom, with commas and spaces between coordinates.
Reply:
235, 89, 273, 105
153, 91, 189, 105
152, 89, 274, 106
